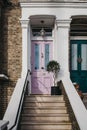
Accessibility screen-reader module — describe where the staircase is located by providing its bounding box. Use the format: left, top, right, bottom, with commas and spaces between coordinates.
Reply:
18, 95, 72, 130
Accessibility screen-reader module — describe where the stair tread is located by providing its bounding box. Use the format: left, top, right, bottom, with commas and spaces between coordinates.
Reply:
20, 129, 72, 130
23, 106, 66, 109
29, 95, 63, 97
22, 113, 69, 116
25, 100, 65, 103
21, 122, 72, 125
19, 95, 72, 130
25, 95, 64, 100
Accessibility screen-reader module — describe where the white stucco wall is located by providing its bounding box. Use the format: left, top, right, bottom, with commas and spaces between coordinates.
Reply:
21, 2, 87, 19
20, 1, 87, 78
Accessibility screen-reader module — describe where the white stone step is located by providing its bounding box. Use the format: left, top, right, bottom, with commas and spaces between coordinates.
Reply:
25, 95, 64, 102
21, 113, 70, 122
24, 101, 66, 107
19, 95, 72, 130
20, 122, 72, 130
23, 106, 67, 114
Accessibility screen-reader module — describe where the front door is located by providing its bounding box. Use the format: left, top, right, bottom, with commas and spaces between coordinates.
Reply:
31, 40, 53, 94
70, 40, 87, 93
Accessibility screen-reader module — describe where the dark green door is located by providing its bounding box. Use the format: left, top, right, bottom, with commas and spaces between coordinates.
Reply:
70, 40, 87, 93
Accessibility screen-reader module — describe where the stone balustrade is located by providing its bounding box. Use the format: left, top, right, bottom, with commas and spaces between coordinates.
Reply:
0, 120, 9, 130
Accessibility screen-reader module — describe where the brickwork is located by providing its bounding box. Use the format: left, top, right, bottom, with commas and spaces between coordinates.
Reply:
0, 81, 15, 119
0, 0, 4, 119
0, 1, 4, 74
0, 0, 22, 119
0, 84, 2, 119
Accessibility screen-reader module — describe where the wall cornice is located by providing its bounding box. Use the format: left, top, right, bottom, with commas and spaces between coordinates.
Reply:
20, 0, 87, 2
19, 1, 87, 8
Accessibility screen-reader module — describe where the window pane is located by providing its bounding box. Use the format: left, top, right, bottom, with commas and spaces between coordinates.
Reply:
71, 44, 77, 70
81, 44, 87, 70
35, 44, 39, 70
45, 44, 49, 69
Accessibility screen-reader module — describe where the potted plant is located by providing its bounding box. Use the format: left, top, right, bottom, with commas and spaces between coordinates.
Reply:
47, 60, 61, 95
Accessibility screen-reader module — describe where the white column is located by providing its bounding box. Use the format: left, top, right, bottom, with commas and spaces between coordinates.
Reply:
56, 19, 71, 78
20, 19, 30, 78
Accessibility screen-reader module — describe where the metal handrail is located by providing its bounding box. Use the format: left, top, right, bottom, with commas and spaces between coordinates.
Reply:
10, 69, 31, 130
3, 69, 31, 130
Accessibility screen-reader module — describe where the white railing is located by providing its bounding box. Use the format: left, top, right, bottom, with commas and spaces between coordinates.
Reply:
62, 77, 87, 130
2, 70, 31, 130
0, 120, 9, 130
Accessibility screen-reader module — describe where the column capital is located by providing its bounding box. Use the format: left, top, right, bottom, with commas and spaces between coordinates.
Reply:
20, 19, 30, 28
56, 19, 72, 28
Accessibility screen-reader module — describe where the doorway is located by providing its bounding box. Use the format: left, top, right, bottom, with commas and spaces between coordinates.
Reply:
31, 40, 53, 94
70, 40, 87, 92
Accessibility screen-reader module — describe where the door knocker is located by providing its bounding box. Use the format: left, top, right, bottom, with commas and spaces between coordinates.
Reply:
77, 55, 82, 63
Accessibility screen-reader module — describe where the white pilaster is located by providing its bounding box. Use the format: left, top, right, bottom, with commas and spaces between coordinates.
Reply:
56, 19, 71, 78
20, 19, 30, 78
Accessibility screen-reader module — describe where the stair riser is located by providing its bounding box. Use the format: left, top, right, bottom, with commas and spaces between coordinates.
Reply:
25, 96, 64, 102
20, 124, 72, 130
21, 116, 70, 122
23, 109, 67, 114
19, 95, 72, 130
24, 102, 65, 107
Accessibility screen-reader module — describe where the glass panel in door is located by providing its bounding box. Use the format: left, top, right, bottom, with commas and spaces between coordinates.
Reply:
71, 44, 77, 70
34, 43, 39, 70
81, 44, 87, 70
45, 44, 49, 69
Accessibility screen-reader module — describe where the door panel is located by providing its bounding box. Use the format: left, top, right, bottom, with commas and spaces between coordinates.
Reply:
71, 44, 78, 70
81, 44, 87, 70
70, 40, 87, 92
31, 41, 53, 94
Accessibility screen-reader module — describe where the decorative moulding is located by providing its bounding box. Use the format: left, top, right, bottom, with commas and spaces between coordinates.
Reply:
19, 0, 87, 8
19, 0, 87, 3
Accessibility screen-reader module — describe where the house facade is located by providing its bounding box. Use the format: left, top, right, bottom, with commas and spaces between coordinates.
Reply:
0, 0, 87, 119
20, 0, 87, 94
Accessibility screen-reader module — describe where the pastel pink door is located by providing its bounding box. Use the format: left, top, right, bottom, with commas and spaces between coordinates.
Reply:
31, 40, 53, 94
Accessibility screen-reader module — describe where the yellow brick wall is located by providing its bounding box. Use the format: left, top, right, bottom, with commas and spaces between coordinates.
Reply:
0, 0, 22, 119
